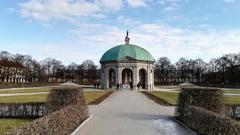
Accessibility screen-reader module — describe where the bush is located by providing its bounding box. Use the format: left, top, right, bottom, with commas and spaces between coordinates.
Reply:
176, 87, 225, 118
7, 84, 89, 135
176, 87, 240, 135
45, 85, 86, 114
184, 106, 240, 135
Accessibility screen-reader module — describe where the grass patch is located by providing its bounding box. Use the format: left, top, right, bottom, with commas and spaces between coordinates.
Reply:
0, 119, 33, 135
145, 91, 240, 106
223, 90, 240, 94
84, 91, 113, 104
0, 88, 50, 94
0, 91, 113, 104
224, 96, 240, 105
146, 91, 179, 105
0, 94, 48, 103
0, 90, 113, 134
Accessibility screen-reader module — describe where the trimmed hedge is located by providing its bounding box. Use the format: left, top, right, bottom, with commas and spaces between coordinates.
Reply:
184, 106, 240, 135
176, 87, 240, 135
176, 87, 225, 118
45, 85, 86, 114
6, 85, 89, 135
0, 102, 45, 118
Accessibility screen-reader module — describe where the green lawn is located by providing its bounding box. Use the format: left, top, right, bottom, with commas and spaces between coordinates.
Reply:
224, 96, 240, 105
0, 94, 48, 103
147, 91, 179, 105
146, 91, 240, 105
223, 90, 240, 94
0, 88, 50, 94
84, 91, 111, 104
0, 119, 33, 135
0, 91, 112, 104
0, 90, 113, 134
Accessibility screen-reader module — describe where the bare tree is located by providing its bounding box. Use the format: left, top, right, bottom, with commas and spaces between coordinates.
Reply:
155, 57, 172, 84
81, 60, 97, 84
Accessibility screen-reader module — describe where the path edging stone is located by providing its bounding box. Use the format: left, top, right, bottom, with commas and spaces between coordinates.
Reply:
71, 115, 93, 135
169, 116, 197, 135
98, 91, 116, 105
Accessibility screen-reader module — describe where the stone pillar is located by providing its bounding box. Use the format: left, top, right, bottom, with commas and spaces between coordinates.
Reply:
133, 67, 139, 91
152, 67, 155, 90
147, 65, 151, 90
105, 67, 109, 89
117, 67, 122, 90
101, 64, 108, 89
100, 67, 104, 89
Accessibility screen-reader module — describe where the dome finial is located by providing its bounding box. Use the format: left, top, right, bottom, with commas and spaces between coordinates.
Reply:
125, 30, 130, 45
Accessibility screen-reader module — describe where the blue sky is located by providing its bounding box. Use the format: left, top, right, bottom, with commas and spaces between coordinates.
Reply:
1, 0, 240, 65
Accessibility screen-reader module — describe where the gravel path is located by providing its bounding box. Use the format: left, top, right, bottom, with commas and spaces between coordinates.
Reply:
76, 91, 195, 135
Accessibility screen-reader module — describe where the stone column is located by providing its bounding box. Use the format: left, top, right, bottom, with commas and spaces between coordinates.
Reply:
152, 66, 155, 90
147, 64, 151, 90
105, 67, 109, 89
133, 67, 139, 91
100, 67, 104, 89
117, 67, 122, 90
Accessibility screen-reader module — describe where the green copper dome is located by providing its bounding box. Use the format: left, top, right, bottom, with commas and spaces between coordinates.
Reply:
100, 44, 154, 63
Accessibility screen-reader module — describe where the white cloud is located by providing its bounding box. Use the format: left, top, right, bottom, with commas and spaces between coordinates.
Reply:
15, 0, 240, 64
127, 0, 152, 7
132, 24, 240, 62
19, 0, 123, 22
66, 21, 240, 63
158, 0, 186, 11
4, 22, 240, 64
116, 15, 141, 27
19, 0, 156, 23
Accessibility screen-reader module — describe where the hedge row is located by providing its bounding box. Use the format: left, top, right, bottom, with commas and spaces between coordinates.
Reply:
0, 82, 58, 89
0, 102, 45, 118
176, 87, 225, 118
183, 106, 240, 135
176, 87, 240, 135
6, 85, 89, 135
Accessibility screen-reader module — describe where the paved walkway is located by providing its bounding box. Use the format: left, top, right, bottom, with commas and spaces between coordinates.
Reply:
76, 91, 195, 135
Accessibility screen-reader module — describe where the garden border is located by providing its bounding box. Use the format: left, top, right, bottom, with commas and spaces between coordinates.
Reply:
71, 115, 93, 135
140, 91, 173, 106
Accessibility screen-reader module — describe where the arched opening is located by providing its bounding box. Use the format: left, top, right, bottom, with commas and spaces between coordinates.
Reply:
122, 68, 133, 90
109, 69, 116, 88
139, 69, 147, 89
